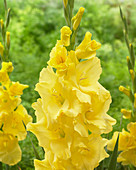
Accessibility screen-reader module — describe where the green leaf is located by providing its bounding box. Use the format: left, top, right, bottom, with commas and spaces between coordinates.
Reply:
108, 134, 119, 170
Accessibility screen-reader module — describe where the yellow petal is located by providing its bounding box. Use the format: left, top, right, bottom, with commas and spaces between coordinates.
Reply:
34, 158, 52, 170
60, 26, 72, 46
9, 81, 28, 96
75, 32, 101, 59
0, 132, 21, 166
118, 148, 136, 167
1, 62, 13, 73
2, 105, 32, 141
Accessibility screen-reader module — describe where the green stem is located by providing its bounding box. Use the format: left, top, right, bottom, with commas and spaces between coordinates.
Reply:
0, 162, 3, 170
63, 6, 71, 27
68, 29, 78, 50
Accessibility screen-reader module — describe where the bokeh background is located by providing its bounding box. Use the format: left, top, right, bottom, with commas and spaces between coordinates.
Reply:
0, 0, 136, 169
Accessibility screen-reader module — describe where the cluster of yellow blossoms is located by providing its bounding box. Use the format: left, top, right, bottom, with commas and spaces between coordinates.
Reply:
0, 62, 32, 165
27, 24, 116, 169
108, 122, 136, 167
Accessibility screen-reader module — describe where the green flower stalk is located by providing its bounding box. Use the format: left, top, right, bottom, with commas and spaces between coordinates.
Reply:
0, 2, 10, 62
119, 7, 136, 122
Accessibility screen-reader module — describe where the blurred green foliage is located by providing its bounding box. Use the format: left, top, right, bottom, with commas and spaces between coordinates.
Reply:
0, 0, 136, 169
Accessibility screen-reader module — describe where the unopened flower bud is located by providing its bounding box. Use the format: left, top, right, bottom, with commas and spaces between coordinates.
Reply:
121, 109, 132, 119
6, 31, 10, 48
0, 42, 4, 57
61, 26, 72, 46
129, 69, 135, 80
0, 19, 4, 29
119, 85, 130, 97
72, 7, 85, 30
63, 0, 68, 8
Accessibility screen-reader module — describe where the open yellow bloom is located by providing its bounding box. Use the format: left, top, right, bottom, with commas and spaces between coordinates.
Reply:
108, 130, 135, 152
108, 122, 136, 167
2, 105, 32, 140
9, 81, 29, 96
27, 112, 73, 161
48, 41, 68, 71
0, 132, 21, 166
75, 32, 101, 59
33, 133, 108, 170
1, 62, 13, 73
35, 66, 82, 120
64, 56, 102, 103
0, 87, 21, 114
71, 134, 108, 169
0, 71, 9, 84
117, 148, 136, 167
72, 7, 85, 30
61, 26, 72, 46
0, 62, 13, 85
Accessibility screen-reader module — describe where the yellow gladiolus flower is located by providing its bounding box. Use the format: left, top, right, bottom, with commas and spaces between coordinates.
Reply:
1, 61, 13, 72
72, 7, 85, 30
35, 66, 82, 120
84, 84, 116, 134
65, 56, 102, 96
121, 109, 132, 119
2, 105, 32, 140
107, 130, 135, 152
0, 132, 21, 166
75, 32, 101, 59
71, 134, 108, 169
0, 71, 9, 84
27, 114, 73, 161
61, 26, 72, 46
9, 81, 29, 96
127, 122, 136, 137
0, 87, 21, 113
117, 148, 136, 167
48, 41, 68, 71
108, 122, 136, 167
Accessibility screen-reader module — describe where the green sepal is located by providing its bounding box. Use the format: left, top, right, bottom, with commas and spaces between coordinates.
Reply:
6, 9, 11, 28
130, 44, 135, 68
